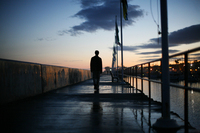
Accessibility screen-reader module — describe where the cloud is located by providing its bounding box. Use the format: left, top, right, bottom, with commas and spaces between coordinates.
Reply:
138, 49, 180, 55
80, 0, 104, 8
60, 0, 144, 36
121, 24, 200, 53
58, 30, 68, 36
137, 43, 161, 50
169, 24, 200, 45
140, 55, 160, 58
149, 24, 200, 47
139, 58, 159, 63
37, 38, 44, 41
190, 53, 200, 61
139, 55, 161, 62
36, 37, 56, 41
191, 53, 200, 56
119, 45, 138, 51
123, 45, 139, 51
109, 45, 138, 52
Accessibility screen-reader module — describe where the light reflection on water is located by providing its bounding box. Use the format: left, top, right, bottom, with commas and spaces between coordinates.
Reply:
124, 76, 200, 131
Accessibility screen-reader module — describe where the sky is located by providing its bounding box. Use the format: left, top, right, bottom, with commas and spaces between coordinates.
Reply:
0, 0, 200, 70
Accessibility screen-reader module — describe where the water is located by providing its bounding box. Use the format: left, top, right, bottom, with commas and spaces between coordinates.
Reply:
124, 76, 200, 131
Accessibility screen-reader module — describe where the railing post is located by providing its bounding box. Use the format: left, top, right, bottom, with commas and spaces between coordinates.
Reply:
136, 66, 138, 93
41, 64, 44, 93
127, 68, 128, 82
148, 62, 151, 105
184, 53, 189, 133
133, 67, 135, 93
141, 64, 143, 93
141, 110, 144, 130
130, 67, 131, 86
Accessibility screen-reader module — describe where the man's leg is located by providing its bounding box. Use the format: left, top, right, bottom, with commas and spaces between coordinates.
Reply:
96, 72, 100, 89
93, 71, 98, 89
92, 72, 96, 89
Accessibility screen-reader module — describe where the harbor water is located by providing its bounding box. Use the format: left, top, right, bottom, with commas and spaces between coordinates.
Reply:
124, 76, 200, 131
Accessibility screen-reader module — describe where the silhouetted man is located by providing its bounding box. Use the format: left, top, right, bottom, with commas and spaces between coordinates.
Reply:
90, 50, 102, 89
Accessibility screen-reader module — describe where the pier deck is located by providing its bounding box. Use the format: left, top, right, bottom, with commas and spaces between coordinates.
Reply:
0, 75, 195, 133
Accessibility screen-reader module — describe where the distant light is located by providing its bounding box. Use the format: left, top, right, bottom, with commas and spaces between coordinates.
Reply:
191, 64, 193, 66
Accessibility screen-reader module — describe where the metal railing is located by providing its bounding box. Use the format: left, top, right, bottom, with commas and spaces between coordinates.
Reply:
120, 46, 200, 132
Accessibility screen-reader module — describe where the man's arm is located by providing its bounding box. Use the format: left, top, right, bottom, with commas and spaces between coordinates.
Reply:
100, 58, 102, 73
90, 57, 93, 72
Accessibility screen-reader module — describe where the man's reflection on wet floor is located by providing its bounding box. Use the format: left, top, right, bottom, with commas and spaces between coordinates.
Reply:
90, 89, 103, 132
90, 89, 153, 133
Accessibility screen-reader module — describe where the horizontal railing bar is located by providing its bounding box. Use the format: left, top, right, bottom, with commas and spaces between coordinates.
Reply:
169, 46, 200, 58
133, 76, 162, 84
124, 74, 200, 92
170, 83, 200, 92
130, 59, 161, 68
127, 46, 200, 67
124, 74, 162, 84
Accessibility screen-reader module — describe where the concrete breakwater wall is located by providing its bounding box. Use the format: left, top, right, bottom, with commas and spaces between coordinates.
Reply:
0, 59, 91, 105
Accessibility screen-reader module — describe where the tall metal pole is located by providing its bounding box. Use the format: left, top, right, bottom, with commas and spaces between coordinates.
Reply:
120, 0, 124, 82
184, 53, 189, 133
160, 0, 170, 119
153, 0, 180, 130
148, 63, 151, 105
116, 16, 119, 79
117, 45, 119, 78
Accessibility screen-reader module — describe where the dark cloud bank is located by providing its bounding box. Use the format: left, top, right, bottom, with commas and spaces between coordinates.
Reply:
121, 24, 200, 55
58, 1, 200, 56
59, 0, 144, 36
150, 24, 200, 47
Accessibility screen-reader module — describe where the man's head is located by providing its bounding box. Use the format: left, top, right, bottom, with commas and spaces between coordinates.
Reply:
95, 50, 99, 56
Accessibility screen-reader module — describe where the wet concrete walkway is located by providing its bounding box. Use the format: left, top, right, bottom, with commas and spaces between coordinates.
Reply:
0, 75, 189, 133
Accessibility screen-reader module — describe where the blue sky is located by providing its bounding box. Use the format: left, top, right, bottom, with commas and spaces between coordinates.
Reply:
0, 0, 200, 70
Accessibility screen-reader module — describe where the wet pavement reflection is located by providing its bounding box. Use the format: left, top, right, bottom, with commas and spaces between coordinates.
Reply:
0, 75, 197, 133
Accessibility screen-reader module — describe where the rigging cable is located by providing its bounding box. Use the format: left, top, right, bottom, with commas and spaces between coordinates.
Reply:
150, 0, 161, 44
